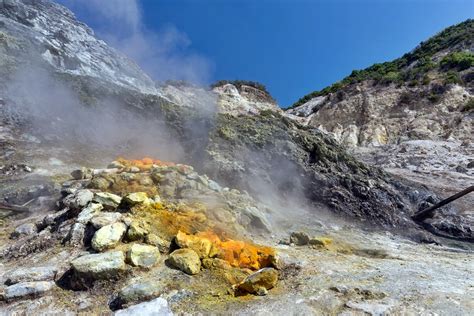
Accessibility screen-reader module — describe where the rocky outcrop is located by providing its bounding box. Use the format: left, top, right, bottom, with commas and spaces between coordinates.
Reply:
286, 20, 473, 147
0, 0, 157, 94
212, 83, 281, 115
287, 83, 473, 147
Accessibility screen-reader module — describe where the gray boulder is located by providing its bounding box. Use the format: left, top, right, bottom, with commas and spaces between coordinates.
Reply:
90, 212, 123, 229
117, 281, 163, 306
236, 268, 278, 296
126, 244, 160, 268
63, 189, 94, 210
91, 222, 127, 251
6, 266, 58, 285
290, 231, 310, 246
71, 167, 93, 180
4, 281, 55, 300
93, 192, 122, 210
71, 251, 126, 280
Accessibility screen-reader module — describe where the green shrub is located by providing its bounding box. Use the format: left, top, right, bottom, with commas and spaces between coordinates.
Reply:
288, 19, 473, 108
462, 98, 474, 111
381, 71, 401, 84
444, 71, 463, 85
440, 51, 474, 70
427, 93, 441, 103
422, 74, 431, 85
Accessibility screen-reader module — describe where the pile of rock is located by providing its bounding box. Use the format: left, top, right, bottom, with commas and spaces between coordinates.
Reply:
2, 158, 281, 306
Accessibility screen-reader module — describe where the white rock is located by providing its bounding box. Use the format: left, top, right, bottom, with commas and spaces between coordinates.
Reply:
91, 222, 127, 251
115, 297, 172, 316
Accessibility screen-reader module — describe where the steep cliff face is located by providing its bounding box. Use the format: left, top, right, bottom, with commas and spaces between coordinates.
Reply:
212, 82, 281, 115
0, 0, 157, 94
286, 19, 474, 147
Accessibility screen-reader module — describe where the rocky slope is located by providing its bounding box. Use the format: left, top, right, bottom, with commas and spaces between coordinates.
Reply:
0, 1, 473, 314
286, 19, 473, 147
285, 19, 474, 242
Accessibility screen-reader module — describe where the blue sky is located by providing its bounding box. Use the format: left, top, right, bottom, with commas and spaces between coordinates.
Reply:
60, 0, 473, 107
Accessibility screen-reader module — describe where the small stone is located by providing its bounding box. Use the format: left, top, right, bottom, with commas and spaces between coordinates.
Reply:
123, 192, 150, 206
89, 177, 111, 191
127, 220, 150, 242
71, 251, 126, 280
117, 281, 163, 306
145, 234, 169, 253
168, 249, 201, 275
114, 297, 172, 316
71, 167, 92, 180
91, 222, 127, 251
290, 231, 310, 246
11, 223, 37, 238
108, 161, 125, 169
90, 212, 123, 229
127, 244, 160, 267
6, 266, 58, 285
236, 268, 278, 295
4, 281, 55, 300
76, 203, 103, 224
93, 192, 122, 210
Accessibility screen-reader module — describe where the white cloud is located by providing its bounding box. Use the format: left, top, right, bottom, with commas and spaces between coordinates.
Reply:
61, 0, 213, 84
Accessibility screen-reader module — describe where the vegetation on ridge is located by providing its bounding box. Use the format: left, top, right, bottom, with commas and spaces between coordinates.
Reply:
289, 19, 474, 109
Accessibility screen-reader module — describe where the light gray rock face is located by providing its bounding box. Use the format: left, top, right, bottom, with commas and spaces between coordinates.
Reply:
115, 297, 172, 316
63, 189, 93, 210
4, 281, 55, 300
70, 251, 126, 280
6, 266, 57, 285
0, 0, 157, 94
76, 202, 103, 224
90, 212, 123, 229
287, 84, 473, 147
213, 83, 281, 115
91, 222, 127, 251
